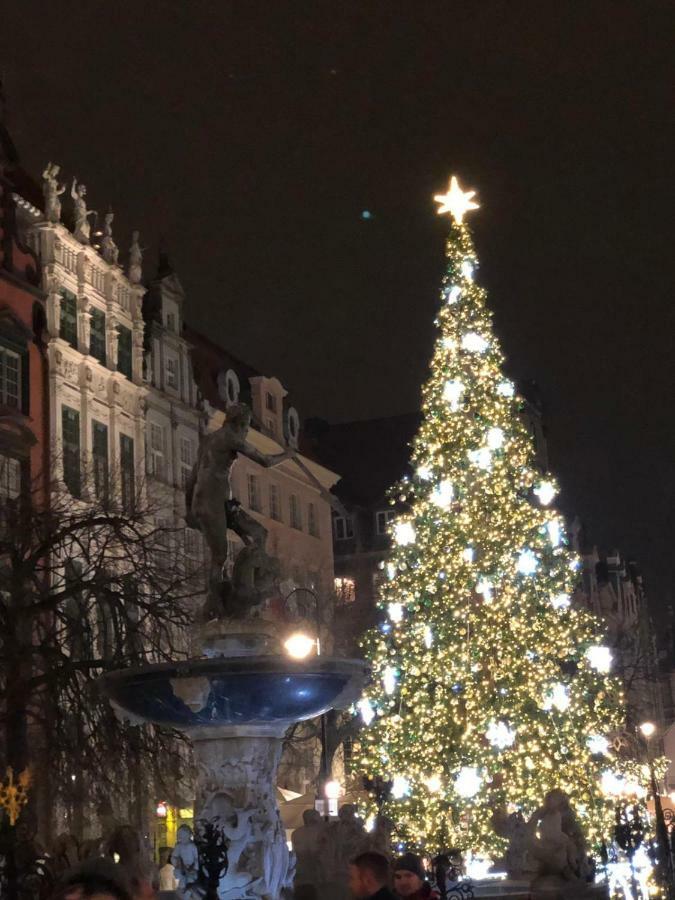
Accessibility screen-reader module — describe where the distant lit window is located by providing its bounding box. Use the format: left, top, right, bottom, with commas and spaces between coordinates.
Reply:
335, 576, 356, 604
290, 494, 302, 530
269, 484, 282, 521
375, 509, 396, 535
247, 473, 261, 512
0, 454, 21, 500
333, 516, 353, 541
308, 502, 319, 538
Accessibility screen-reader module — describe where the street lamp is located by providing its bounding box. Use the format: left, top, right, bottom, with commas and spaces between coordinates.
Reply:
283, 632, 317, 660
639, 721, 673, 896
640, 721, 656, 740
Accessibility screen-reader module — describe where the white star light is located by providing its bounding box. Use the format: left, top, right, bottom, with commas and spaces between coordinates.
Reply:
497, 380, 515, 398
534, 481, 557, 506
486, 427, 504, 450
392, 775, 411, 799
383, 666, 398, 695
461, 332, 489, 354
486, 720, 516, 750
547, 519, 562, 547
442, 336, 458, 352
476, 578, 494, 602
431, 479, 454, 510
586, 645, 612, 673
386, 563, 396, 581
394, 522, 416, 546
434, 176, 480, 224
587, 734, 609, 755
543, 683, 570, 712
468, 447, 492, 470
462, 546, 475, 564
443, 378, 465, 410
425, 774, 442, 793
517, 548, 538, 576
416, 465, 433, 481
461, 259, 475, 281
455, 766, 482, 798
551, 593, 571, 611
388, 602, 404, 623
358, 698, 376, 726
423, 625, 433, 648
445, 285, 462, 304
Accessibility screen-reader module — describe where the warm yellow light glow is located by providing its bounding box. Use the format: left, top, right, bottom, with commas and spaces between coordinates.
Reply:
640, 721, 656, 739
324, 779, 341, 800
434, 175, 479, 224
283, 632, 316, 659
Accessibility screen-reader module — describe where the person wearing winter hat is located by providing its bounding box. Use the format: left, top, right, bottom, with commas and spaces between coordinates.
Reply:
393, 853, 440, 900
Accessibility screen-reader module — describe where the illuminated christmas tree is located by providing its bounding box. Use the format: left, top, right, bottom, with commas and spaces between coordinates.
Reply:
358, 176, 629, 856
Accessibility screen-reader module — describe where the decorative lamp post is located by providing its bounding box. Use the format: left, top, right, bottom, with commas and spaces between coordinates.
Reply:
639, 721, 673, 896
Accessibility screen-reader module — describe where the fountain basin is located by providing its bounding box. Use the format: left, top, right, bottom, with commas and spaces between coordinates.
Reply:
100, 655, 368, 730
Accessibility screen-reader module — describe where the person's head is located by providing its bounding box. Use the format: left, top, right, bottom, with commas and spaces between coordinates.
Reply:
394, 853, 426, 896
302, 808, 322, 826
50, 859, 132, 900
349, 852, 390, 898
176, 824, 193, 844
225, 402, 251, 433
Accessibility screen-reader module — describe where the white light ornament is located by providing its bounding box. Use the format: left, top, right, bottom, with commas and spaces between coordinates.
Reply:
444, 285, 462, 305
434, 175, 480, 224
387, 602, 404, 624
468, 447, 492, 471
358, 698, 376, 726
455, 766, 482, 798
382, 666, 398, 695
443, 379, 464, 411
423, 625, 433, 649
462, 546, 475, 564
430, 479, 454, 510
424, 774, 442, 793
534, 481, 557, 506
497, 380, 515, 398
486, 720, 516, 750
416, 465, 433, 481
476, 578, 494, 602
391, 775, 411, 799
386, 563, 396, 581
587, 734, 609, 755
486, 427, 505, 450
550, 593, 571, 611
461, 259, 475, 281
600, 770, 626, 798
461, 332, 489, 354
394, 522, 416, 546
442, 336, 458, 352
517, 549, 538, 576
586, 645, 612, 673
543, 683, 570, 712
546, 519, 562, 547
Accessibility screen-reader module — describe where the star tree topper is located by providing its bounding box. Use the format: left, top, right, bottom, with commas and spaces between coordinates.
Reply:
434, 175, 479, 224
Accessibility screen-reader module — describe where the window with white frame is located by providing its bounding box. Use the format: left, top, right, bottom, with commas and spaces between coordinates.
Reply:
308, 502, 319, 538
375, 509, 396, 535
289, 494, 302, 530
166, 355, 179, 390
0, 347, 20, 408
333, 515, 353, 541
0, 453, 21, 500
269, 484, 281, 521
247, 473, 261, 512
180, 437, 195, 489
149, 423, 166, 480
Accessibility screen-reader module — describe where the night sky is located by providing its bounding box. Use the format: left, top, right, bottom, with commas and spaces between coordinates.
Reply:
2, 3, 674, 608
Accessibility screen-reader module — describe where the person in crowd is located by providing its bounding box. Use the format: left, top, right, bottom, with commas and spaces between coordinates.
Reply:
393, 853, 440, 899
49, 858, 132, 900
158, 849, 178, 892
348, 851, 397, 899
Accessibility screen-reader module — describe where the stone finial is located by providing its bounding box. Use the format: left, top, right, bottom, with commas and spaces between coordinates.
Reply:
100, 208, 119, 265
70, 178, 96, 244
128, 230, 143, 284
42, 162, 66, 223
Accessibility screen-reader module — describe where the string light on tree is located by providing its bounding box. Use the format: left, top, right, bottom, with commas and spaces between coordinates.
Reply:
358, 174, 630, 856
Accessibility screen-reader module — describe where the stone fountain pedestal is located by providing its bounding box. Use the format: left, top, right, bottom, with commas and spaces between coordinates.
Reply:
100, 619, 368, 899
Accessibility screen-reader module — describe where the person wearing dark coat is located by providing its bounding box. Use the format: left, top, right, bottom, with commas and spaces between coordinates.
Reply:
348, 851, 397, 899
393, 853, 440, 900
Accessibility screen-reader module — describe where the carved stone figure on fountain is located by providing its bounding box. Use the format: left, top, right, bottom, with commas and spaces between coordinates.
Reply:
128, 230, 144, 284
491, 807, 537, 880
171, 824, 200, 899
42, 162, 65, 223
363, 814, 394, 859
186, 402, 289, 619
100, 209, 119, 265
199, 792, 262, 899
291, 808, 325, 889
70, 179, 97, 244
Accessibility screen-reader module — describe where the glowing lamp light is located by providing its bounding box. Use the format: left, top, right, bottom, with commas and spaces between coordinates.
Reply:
387, 602, 404, 624
358, 698, 376, 726
391, 775, 411, 799
640, 721, 656, 739
534, 481, 557, 506
586, 645, 612, 673
423, 625, 433, 649
445, 285, 462, 304
434, 175, 479, 224
587, 734, 609, 755
486, 720, 516, 750
497, 380, 515, 398
517, 549, 538, 576
443, 379, 465, 410
431, 479, 454, 510
461, 332, 489, 354
486, 427, 504, 450
365, 815, 376, 833
284, 633, 316, 659
551, 593, 570, 610
324, 780, 341, 800
156, 802, 168, 818
455, 766, 482, 798
543, 683, 570, 712
394, 522, 416, 546
425, 774, 442, 793
468, 447, 492, 470
383, 666, 398, 695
